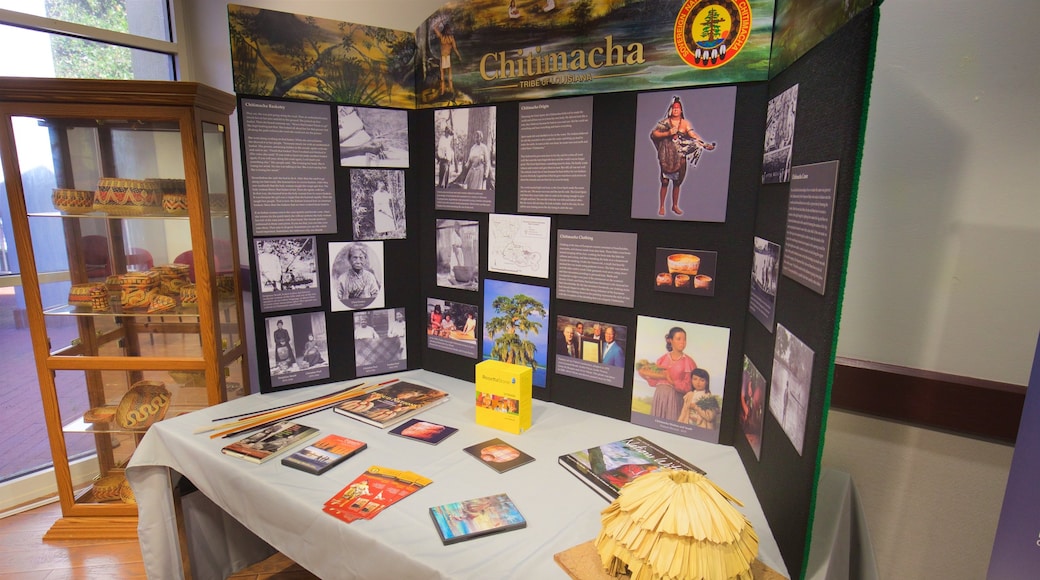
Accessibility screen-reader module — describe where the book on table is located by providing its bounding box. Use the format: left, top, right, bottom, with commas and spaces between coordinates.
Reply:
558, 435, 705, 501
429, 493, 527, 545
220, 420, 319, 464
333, 380, 450, 429
463, 438, 535, 473
280, 433, 367, 475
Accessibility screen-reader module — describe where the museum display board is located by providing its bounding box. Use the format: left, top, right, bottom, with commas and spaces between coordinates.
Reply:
230, 2, 878, 577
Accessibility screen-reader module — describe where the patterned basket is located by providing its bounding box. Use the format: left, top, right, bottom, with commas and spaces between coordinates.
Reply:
155, 263, 191, 296
68, 283, 105, 310
91, 473, 126, 502
93, 177, 161, 215
147, 294, 176, 314
114, 380, 171, 430
162, 192, 189, 214
51, 188, 95, 214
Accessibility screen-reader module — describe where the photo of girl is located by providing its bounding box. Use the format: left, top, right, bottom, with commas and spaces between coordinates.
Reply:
631, 315, 730, 443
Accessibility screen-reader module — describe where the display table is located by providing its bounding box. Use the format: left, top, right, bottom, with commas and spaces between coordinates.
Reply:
127, 370, 789, 579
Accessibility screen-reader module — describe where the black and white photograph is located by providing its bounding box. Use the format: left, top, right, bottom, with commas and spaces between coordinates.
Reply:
337, 105, 409, 168
750, 236, 781, 331
265, 311, 331, 388
351, 168, 406, 240
434, 106, 497, 212
329, 241, 385, 312
353, 308, 408, 377
254, 237, 320, 313
762, 83, 798, 184
769, 323, 815, 455
436, 219, 479, 291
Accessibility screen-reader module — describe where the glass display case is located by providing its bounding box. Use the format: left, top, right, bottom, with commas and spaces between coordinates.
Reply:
0, 78, 249, 538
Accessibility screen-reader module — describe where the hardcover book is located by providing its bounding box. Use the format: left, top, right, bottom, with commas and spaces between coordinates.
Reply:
475, 360, 532, 434
333, 380, 450, 429
389, 418, 458, 445
220, 420, 319, 464
464, 438, 535, 473
558, 435, 705, 501
429, 493, 527, 545
323, 465, 432, 523
280, 434, 367, 475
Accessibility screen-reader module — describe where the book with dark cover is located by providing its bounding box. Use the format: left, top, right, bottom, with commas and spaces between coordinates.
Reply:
220, 420, 319, 464
558, 435, 705, 501
333, 380, 450, 429
429, 493, 527, 545
280, 434, 367, 474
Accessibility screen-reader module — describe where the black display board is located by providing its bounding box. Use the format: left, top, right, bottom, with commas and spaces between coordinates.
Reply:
236, 8, 878, 578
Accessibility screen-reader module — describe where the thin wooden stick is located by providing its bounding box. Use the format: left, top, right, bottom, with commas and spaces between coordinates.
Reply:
194, 380, 374, 435
208, 378, 399, 439
208, 381, 366, 423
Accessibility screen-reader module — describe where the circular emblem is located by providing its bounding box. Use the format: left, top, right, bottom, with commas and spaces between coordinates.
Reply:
674, 0, 752, 70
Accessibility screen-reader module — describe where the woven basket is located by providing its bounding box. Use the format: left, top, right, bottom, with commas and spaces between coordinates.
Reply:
114, 380, 171, 430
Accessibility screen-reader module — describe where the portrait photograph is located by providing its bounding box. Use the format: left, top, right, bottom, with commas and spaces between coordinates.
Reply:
630, 315, 730, 444
435, 218, 479, 291
631, 86, 736, 223
351, 168, 407, 240
434, 107, 497, 193
329, 241, 385, 311
554, 316, 628, 389
353, 308, 407, 377
338, 105, 409, 167
265, 311, 331, 388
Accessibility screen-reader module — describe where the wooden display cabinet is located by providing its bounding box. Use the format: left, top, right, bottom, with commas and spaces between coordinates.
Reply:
0, 78, 250, 538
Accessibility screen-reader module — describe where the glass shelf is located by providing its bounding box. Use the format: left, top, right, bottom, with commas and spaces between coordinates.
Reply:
28, 210, 230, 220
45, 303, 205, 319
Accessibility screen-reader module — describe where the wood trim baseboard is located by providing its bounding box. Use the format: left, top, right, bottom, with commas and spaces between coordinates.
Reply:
831, 357, 1026, 445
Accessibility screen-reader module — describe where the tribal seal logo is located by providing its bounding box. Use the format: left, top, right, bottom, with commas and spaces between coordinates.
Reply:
674, 0, 752, 70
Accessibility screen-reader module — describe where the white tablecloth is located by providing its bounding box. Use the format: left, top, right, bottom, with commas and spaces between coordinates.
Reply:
127, 370, 789, 579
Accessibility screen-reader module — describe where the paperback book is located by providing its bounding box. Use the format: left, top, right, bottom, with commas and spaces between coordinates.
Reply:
429, 493, 527, 545
558, 435, 705, 501
220, 420, 319, 464
323, 465, 432, 523
389, 418, 458, 445
464, 438, 535, 473
334, 381, 450, 429
280, 434, 367, 475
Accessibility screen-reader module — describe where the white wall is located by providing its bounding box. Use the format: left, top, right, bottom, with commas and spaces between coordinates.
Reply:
181, 1, 1037, 577
825, 1, 1038, 577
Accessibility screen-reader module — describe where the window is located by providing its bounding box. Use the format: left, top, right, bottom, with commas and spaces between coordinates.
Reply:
0, 0, 183, 497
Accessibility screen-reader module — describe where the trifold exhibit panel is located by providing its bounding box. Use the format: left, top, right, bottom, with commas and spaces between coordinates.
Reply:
230, 2, 878, 578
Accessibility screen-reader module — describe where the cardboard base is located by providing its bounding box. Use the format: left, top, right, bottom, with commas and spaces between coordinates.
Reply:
553, 540, 787, 580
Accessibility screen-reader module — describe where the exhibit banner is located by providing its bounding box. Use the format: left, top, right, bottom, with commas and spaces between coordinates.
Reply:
988, 332, 1040, 579
417, 0, 774, 108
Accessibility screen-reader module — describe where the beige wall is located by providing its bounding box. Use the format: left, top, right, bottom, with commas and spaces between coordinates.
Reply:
182, 1, 1036, 577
